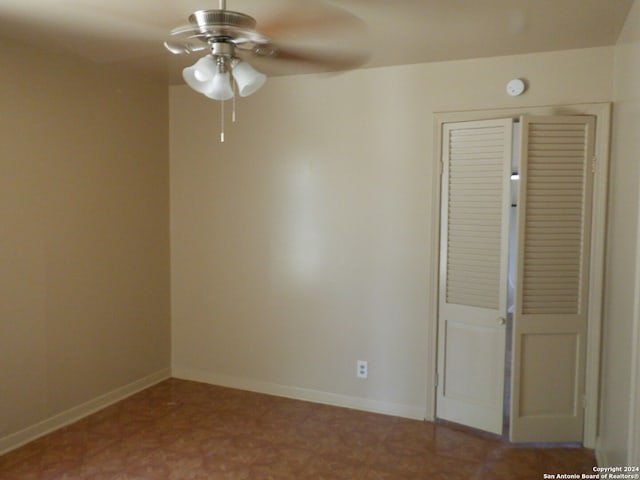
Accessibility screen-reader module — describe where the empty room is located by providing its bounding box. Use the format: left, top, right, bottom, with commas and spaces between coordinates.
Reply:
1, 0, 639, 478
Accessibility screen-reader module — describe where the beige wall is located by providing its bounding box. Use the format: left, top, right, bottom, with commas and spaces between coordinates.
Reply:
0, 38, 171, 446
170, 47, 613, 417
599, 0, 640, 466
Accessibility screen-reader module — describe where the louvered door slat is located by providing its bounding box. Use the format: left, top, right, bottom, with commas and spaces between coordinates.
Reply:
521, 121, 591, 315
445, 123, 510, 310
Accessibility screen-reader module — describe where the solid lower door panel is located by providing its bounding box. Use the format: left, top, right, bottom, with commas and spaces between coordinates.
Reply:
438, 307, 506, 434
511, 320, 586, 442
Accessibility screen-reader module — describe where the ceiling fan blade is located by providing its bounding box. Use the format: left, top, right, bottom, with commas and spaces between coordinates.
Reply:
264, 44, 368, 72
257, 1, 365, 40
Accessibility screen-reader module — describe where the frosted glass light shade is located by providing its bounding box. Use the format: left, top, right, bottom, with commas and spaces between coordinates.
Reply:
183, 55, 218, 94
204, 71, 234, 101
232, 60, 266, 97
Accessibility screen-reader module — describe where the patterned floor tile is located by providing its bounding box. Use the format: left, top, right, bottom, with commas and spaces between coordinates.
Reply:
0, 378, 596, 479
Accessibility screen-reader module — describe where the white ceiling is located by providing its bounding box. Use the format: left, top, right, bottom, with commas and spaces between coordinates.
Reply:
0, 0, 634, 84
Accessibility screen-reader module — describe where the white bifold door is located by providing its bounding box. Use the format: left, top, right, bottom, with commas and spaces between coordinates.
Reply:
510, 115, 594, 442
437, 118, 513, 435
437, 115, 595, 442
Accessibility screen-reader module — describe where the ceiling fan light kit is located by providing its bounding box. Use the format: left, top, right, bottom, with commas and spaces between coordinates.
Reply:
172, 11, 266, 102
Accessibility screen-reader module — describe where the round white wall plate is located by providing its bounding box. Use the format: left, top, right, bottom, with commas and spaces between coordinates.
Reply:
506, 78, 526, 96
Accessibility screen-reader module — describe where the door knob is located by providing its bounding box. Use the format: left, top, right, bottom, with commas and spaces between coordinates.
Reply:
497, 316, 506, 326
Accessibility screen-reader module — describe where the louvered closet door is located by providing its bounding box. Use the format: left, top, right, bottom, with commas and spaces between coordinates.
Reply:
510, 115, 595, 443
437, 119, 512, 435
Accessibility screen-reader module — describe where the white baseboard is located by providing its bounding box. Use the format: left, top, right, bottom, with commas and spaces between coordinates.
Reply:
0, 368, 171, 455
595, 436, 608, 467
172, 367, 426, 421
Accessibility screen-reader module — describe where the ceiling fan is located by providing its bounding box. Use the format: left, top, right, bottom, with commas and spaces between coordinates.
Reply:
164, 0, 367, 102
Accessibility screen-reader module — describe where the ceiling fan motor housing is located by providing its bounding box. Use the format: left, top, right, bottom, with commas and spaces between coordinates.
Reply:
189, 10, 257, 31
174, 9, 267, 47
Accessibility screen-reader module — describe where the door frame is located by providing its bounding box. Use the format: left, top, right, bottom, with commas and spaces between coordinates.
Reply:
427, 102, 611, 448
629, 182, 640, 465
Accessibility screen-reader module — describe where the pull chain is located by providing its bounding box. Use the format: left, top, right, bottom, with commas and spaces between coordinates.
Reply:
232, 81, 237, 123
220, 100, 225, 143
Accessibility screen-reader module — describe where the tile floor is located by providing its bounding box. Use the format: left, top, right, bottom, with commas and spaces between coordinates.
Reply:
0, 378, 596, 479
